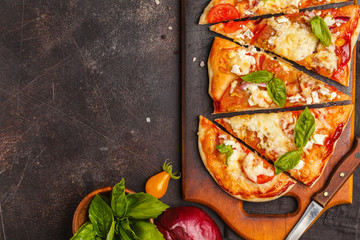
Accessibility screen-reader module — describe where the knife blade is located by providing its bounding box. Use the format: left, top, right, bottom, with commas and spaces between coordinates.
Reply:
286, 136, 360, 240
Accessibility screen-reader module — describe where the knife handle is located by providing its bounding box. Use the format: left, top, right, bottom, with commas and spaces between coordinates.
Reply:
313, 137, 360, 208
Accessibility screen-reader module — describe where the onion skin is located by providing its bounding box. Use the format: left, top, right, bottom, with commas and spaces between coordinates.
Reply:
155, 206, 223, 240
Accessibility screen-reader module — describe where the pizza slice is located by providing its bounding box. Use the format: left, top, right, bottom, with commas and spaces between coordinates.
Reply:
216, 105, 354, 187
209, 37, 350, 113
198, 115, 296, 201
210, 5, 360, 86
199, 0, 348, 24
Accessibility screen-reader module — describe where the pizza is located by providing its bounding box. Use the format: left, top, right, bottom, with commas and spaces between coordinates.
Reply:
199, 0, 348, 24
216, 105, 354, 187
198, 115, 296, 202
210, 5, 360, 86
208, 37, 350, 113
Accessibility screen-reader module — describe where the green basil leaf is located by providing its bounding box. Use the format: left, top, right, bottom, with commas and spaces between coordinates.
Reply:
274, 150, 302, 174
311, 16, 331, 47
294, 107, 315, 149
130, 220, 165, 240
241, 70, 273, 83
216, 144, 233, 166
100, 195, 111, 206
267, 77, 287, 107
117, 224, 134, 240
106, 220, 116, 240
119, 218, 140, 240
126, 193, 169, 219
111, 178, 128, 219
70, 221, 97, 240
89, 195, 114, 238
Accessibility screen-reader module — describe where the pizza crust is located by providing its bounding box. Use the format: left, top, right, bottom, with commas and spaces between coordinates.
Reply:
208, 37, 241, 101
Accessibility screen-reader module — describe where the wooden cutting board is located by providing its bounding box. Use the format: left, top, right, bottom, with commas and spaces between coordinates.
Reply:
181, 1, 357, 239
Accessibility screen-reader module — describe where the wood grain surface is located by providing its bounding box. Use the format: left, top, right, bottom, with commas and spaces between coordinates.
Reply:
182, 1, 358, 239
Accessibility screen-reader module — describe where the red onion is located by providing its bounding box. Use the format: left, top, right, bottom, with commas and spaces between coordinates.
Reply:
155, 206, 223, 240
238, 82, 267, 90
334, 16, 350, 23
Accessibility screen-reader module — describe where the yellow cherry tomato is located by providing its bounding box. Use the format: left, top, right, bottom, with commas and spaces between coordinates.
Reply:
146, 160, 181, 199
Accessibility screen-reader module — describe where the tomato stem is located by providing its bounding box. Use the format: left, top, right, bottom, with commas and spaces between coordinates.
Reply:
163, 160, 181, 180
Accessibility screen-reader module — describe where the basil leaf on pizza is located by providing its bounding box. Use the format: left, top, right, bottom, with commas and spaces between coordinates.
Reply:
216, 144, 233, 166
294, 107, 316, 149
267, 77, 287, 107
274, 149, 302, 175
241, 70, 273, 83
311, 16, 331, 47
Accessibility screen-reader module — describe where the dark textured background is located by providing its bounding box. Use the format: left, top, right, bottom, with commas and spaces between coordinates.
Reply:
0, 0, 359, 239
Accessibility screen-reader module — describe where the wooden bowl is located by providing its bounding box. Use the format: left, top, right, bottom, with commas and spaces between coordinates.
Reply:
72, 186, 154, 234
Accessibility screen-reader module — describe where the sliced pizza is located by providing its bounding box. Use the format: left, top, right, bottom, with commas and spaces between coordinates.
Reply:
210, 5, 360, 86
199, 0, 348, 24
198, 115, 296, 201
209, 37, 350, 113
216, 105, 354, 187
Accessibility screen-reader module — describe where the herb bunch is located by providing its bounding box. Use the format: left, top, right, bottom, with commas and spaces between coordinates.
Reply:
71, 178, 168, 240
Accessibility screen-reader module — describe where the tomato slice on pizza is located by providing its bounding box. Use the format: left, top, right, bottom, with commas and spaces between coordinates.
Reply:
198, 115, 296, 201
216, 105, 354, 187
199, 0, 349, 24
210, 5, 360, 86
209, 37, 350, 113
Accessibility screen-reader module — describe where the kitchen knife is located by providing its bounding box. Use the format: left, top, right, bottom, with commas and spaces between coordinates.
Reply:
286, 136, 360, 240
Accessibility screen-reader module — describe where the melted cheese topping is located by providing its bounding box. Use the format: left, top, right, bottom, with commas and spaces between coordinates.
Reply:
230, 49, 256, 76
324, 15, 335, 26
246, 85, 272, 108
242, 154, 274, 182
304, 133, 328, 151
267, 18, 319, 61
312, 46, 337, 73
225, 113, 296, 156
233, 26, 253, 45
256, 0, 300, 12
288, 93, 305, 103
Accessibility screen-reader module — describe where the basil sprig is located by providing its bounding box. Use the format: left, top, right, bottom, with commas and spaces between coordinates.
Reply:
216, 144, 233, 166
311, 16, 332, 47
241, 70, 287, 107
71, 178, 168, 240
274, 107, 315, 174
